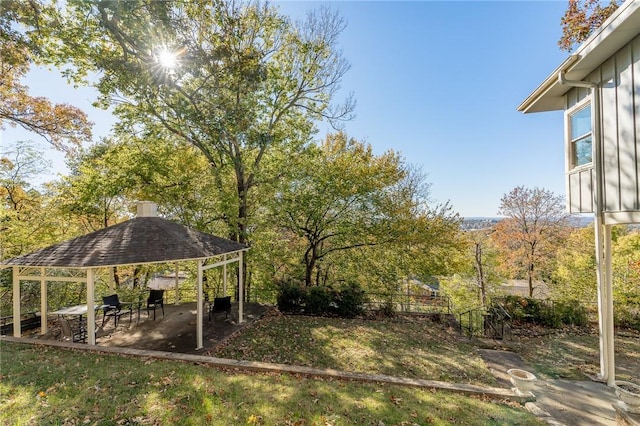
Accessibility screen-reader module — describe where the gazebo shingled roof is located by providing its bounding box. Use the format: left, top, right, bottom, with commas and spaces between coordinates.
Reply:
4, 203, 249, 350
1, 216, 248, 268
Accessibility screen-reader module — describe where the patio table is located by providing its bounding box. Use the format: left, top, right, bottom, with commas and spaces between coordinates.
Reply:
50, 304, 103, 317
50, 303, 106, 326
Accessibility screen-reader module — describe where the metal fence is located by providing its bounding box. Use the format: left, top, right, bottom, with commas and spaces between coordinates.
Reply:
364, 293, 451, 314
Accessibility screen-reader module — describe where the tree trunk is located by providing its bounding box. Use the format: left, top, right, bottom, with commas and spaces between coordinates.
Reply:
474, 243, 486, 306
304, 242, 318, 287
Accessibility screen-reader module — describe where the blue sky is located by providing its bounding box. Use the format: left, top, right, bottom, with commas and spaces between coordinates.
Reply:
2, 1, 571, 218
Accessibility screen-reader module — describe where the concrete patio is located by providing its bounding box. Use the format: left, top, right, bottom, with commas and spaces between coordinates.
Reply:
32, 301, 273, 354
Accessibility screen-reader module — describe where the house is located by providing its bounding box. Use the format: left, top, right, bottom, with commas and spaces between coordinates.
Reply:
518, 0, 640, 386
498, 280, 550, 299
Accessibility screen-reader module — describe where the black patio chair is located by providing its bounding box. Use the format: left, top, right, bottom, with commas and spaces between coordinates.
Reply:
208, 296, 231, 322
146, 289, 165, 320
101, 294, 133, 328
58, 317, 88, 343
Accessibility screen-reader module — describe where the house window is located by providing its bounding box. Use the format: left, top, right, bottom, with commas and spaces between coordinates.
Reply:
568, 103, 592, 168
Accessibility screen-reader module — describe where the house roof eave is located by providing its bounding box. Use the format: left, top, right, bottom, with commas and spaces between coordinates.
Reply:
518, 0, 640, 114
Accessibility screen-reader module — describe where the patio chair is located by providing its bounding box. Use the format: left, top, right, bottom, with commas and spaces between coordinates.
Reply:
146, 289, 165, 320
208, 296, 231, 322
58, 317, 88, 343
101, 294, 133, 328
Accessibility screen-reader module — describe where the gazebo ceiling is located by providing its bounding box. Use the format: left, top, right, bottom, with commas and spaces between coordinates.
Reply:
1, 216, 248, 268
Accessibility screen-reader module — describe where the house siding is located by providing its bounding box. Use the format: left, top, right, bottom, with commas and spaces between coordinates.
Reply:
565, 33, 640, 222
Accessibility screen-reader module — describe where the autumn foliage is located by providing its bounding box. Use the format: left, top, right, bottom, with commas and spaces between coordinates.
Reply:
558, 0, 619, 51
0, 0, 92, 152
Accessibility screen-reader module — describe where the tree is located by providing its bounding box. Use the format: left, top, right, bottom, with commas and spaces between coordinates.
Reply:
552, 225, 640, 327
612, 229, 640, 326
0, 141, 58, 260
39, 0, 354, 247
270, 132, 464, 289
559, 0, 619, 52
467, 230, 502, 307
0, 0, 92, 152
272, 133, 405, 287
493, 186, 571, 297
551, 226, 597, 302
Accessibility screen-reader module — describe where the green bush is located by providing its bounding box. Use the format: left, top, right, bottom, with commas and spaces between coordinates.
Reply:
499, 296, 533, 322
498, 296, 589, 328
334, 282, 366, 318
276, 281, 365, 318
615, 303, 640, 330
306, 286, 333, 315
276, 282, 305, 314
553, 300, 589, 327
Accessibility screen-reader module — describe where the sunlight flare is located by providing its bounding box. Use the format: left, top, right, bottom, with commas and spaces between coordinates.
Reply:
157, 48, 178, 69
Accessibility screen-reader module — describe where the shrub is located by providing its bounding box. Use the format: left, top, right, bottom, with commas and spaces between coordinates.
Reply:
553, 300, 589, 327
275, 281, 365, 318
334, 282, 366, 318
615, 303, 640, 330
306, 286, 332, 315
276, 282, 305, 314
498, 296, 590, 328
377, 301, 396, 318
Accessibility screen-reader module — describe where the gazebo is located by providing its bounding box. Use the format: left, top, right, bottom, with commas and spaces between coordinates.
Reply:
1, 202, 249, 350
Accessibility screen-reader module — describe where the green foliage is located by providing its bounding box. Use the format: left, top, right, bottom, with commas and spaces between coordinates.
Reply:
276, 280, 365, 318
333, 282, 366, 318
553, 300, 589, 327
276, 281, 306, 314
551, 227, 640, 330
305, 286, 333, 315
551, 227, 597, 302
41, 0, 354, 246
270, 133, 464, 289
440, 275, 482, 314
497, 296, 588, 328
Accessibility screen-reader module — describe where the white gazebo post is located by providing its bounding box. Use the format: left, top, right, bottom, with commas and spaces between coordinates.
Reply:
223, 254, 227, 296
196, 259, 204, 350
12, 266, 20, 337
87, 268, 96, 345
40, 267, 48, 334
109, 267, 116, 292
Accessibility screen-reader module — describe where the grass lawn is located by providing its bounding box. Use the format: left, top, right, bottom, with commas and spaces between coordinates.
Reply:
212, 313, 498, 386
0, 341, 545, 425
4, 311, 636, 425
499, 328, 640, 381
212, 312, 639, 385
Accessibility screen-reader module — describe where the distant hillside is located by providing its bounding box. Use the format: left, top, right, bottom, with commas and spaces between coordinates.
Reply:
460, 217, 502, 231
461, 215, 595, 231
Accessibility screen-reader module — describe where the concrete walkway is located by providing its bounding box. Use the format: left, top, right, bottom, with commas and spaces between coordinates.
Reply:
479, 349, 625, 425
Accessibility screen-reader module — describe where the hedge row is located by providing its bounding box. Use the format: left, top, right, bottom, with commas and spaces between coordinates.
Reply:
276, 282, 365, 318
497, 296, 589, 328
